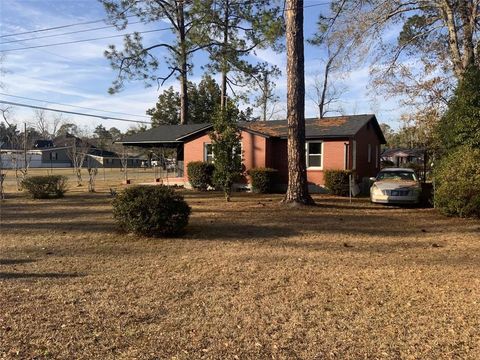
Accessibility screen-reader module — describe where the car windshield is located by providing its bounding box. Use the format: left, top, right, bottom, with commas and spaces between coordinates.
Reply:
377, 171, 417, 181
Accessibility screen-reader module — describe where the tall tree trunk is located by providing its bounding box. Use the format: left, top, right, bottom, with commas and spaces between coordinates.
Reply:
262, 74, 268, 121
178, 0, 189, 124
441, 1, 464, 78
283, 0, 313, 205
220, 0, 229, 110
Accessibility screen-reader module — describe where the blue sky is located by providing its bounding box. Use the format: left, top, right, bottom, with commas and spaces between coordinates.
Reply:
0, 0, 401, 132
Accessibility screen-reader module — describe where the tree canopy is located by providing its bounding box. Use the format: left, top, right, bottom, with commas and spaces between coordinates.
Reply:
319, 0, 480, 139
436, 66, 480, 155
147, 75, 253, 125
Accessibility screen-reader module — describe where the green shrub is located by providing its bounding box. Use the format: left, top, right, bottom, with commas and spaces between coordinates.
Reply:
22, 175, 68, 199
324, 169, 352, 196
248, 168, 278, 193
187, 161, 214, 191
112, 185, 191, 236
434, 147, 480, 218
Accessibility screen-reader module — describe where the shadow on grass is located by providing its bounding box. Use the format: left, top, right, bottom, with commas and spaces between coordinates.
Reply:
186, 223, 300, 241
0, 259, 36, 265
0, 272, 82, 280
0, 221, 116, 233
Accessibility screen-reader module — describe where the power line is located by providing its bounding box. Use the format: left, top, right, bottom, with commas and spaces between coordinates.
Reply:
0, 100, 151, 124
0, 27, 173, 53
0, 93, 151, 119
0, 21, 143, 46
0, 14, 138, 39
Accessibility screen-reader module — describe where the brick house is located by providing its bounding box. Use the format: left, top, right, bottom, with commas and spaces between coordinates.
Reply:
119, 114, 386, 191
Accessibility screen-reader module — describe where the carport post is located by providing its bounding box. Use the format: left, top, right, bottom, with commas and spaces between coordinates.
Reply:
349, 174, 352, 203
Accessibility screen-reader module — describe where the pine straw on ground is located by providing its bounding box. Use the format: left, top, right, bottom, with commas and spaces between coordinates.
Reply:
0, 191, 479, 359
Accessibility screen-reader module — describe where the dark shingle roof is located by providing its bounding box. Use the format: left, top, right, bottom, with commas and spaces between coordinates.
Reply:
242, 114, 384, 141
119, 124, 211, 144
118, 115, 386, 145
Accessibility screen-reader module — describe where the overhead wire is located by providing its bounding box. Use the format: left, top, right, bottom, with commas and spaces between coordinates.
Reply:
0, 93, 151, 119
0, 21, 143, 46
0, 14, 138, 39
0, 100, 151, 124
0, 27, 173, 52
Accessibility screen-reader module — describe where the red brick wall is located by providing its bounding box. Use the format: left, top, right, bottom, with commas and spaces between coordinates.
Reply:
269, 138, 349, 186
183, 123, 382, 187
352, 122, 381, 180
241, 131, 267, 169
307, 140, 347, 185
183, 131, 267, 180
183, 133, 211, 176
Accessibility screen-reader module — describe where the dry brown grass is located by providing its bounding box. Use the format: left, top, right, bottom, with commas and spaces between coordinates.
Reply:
1, 167, 173, 194
0, 189, 479, 359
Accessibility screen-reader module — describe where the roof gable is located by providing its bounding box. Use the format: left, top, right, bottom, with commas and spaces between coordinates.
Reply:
118, 114, 386, 145
120, 124, 211, 144
242, 114, 385, 142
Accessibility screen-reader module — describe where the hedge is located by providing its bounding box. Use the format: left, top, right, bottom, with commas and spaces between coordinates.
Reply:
248, 168, 278, 193
324, 169, 352, 196
112, 185, 191, 237
187, 161, 215, 191
22, 175, 68, 199
434, 147, 480, 218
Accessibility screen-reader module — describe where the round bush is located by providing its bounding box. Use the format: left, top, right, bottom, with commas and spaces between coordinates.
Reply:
187, 161, 214, 191
112, 185, 191, 237
248, 168, 278, 193
22, 175, 68, 199
434, 147, 480, 218
324, 169, 352, 196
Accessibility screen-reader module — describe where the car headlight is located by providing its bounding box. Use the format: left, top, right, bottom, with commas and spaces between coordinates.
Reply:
371, 184, 383, 196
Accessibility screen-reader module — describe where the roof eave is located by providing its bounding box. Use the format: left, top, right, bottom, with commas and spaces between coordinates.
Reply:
175, 125, 213, 141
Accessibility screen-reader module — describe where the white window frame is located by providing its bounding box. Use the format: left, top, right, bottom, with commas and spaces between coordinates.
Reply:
305, 141, 323, 169
368, 143, 372, 163
204, 143, 214, 163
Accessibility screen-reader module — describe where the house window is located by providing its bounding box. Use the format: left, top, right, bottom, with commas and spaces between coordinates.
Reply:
234, 142, 243, 162
368, 144, 372, 163
204, 143, 214, 163
306, 141, 323, 169
50, 152, 58, 160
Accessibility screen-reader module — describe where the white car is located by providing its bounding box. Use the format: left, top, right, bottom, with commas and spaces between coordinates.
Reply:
370, 168, 421, 204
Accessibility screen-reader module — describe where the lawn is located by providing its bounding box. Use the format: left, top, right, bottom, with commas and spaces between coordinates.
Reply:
0, 189, 479, 359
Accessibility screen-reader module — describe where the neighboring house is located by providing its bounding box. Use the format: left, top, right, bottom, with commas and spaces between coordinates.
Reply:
118, 114, 386, 192
0, 135, 144, 169
0, 147, 72, 168
87, 148, 143, 168
381, 148, 425, 167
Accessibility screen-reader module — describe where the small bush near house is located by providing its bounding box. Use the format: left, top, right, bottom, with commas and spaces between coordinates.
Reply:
248, 168, 278, 193
324, 170, 352, 197
22, 175, 68, 199
187, 161, 215, 191
112, 185, 191, 237
434, 147, 480, 218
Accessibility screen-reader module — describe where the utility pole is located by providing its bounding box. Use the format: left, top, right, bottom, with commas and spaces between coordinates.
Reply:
24, 122, 27, 169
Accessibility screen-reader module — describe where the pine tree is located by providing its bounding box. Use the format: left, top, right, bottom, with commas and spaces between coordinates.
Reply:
283, 0, 314, 206
210, 104, 243, 202
193, 0, 284, 109
101, 0, 208, 124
